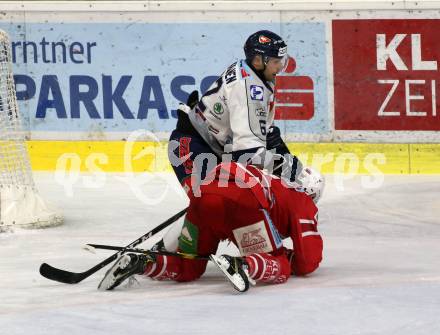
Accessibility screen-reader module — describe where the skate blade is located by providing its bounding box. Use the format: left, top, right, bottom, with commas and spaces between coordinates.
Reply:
97, 255, 131, 291
210, 255, 248, 293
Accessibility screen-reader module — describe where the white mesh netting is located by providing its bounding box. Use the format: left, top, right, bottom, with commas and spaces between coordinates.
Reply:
0, 30, 63, 228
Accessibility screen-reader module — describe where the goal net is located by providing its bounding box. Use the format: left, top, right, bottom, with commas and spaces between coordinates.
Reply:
0, 29, 63, 229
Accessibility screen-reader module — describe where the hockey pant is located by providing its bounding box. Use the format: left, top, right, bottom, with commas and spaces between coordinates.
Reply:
142, 183, 291, 284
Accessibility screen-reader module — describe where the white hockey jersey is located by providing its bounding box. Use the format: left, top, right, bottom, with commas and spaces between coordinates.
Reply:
188, 60, 275, 157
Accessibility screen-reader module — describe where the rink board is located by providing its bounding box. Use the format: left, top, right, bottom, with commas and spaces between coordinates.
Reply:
26, 141, 440, 174
1, 3, 439, 176
0, 6, 439, 144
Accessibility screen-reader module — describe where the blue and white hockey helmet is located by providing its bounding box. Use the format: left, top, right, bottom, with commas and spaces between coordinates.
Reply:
244, 30, 288, 64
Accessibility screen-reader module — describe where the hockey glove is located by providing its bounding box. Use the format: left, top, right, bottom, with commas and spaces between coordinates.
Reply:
266, 126, 290, 156
186, 90, 199, 109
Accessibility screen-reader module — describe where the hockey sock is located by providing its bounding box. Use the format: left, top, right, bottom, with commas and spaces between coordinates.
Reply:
245, 253, 291, 284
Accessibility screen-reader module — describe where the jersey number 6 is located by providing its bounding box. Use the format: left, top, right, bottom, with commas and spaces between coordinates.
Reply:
259, 120, 267, 136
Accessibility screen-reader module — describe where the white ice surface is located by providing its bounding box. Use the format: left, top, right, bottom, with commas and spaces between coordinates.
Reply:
1, 173, 439, 335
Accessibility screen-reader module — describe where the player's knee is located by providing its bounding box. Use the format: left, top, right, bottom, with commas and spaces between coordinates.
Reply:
292, 237, 323, 276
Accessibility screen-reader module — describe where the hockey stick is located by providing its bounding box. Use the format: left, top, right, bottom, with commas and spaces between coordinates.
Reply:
85, 243, 209, 260
39, 207, 188, 284
87, 245, 247, 292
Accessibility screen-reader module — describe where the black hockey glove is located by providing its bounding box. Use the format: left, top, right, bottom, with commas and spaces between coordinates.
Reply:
266, 126, 297, 178
186, 90, 199, 109
266, 126, 290, 156
175, 90, 199, 135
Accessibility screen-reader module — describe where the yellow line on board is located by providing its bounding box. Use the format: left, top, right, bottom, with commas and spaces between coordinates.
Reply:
24, 141, 440, 174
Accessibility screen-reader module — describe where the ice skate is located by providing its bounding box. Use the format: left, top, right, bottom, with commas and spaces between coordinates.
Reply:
98, 253, 154, 291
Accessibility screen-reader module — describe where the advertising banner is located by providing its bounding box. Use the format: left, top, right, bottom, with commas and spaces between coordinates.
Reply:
333, 19, 440, 131
0, 21, 328, 139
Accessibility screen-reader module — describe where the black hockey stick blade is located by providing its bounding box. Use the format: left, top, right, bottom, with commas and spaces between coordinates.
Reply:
39, 207, 188, 284
39, 262, 102, 284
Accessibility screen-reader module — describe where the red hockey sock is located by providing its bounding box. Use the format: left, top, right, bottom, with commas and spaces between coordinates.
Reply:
143, 255, 208, 282
143, 255, 179, 281
245, 253, 291, 284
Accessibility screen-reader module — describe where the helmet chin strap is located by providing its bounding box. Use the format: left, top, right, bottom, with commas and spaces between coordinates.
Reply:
259, 67, 269, 82
262, 63, 276, 83
247, 55, 269, 82
262, 56, 269, 71
257, 55, 269, 80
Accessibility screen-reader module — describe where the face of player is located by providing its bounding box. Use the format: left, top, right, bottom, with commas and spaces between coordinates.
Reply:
253, 55, 287, 83
263, 57, 285, 82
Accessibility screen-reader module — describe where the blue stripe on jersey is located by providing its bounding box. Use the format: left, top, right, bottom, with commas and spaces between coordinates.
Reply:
261, 208, 283, 249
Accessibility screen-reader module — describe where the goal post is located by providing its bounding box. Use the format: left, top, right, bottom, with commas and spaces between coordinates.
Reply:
0, 29, 63, 229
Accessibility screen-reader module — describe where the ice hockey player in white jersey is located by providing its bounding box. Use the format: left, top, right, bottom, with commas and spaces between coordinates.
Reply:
188, 35, 287, 158
168, 30, 303, 191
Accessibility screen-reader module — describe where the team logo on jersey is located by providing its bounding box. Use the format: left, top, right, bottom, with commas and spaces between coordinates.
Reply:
259, 35, 271, 44
240, 229, 266, 249
213, 102, 224, 115
255, 107, 267, 117
232, 220, 273, 255
250, 85, 264, 101
178, 219, 199, 254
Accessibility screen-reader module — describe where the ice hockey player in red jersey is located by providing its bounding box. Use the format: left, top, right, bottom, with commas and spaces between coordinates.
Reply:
99, 162, 324, 292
